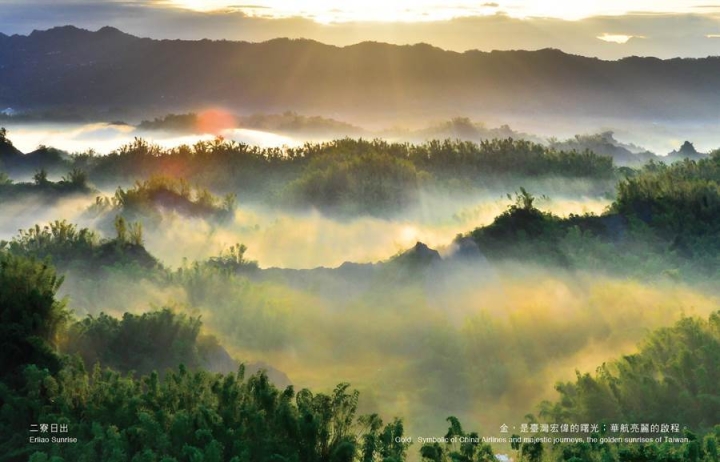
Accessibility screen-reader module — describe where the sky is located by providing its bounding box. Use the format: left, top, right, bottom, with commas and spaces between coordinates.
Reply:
1, 0, 720, 59
164, 0, 720, 22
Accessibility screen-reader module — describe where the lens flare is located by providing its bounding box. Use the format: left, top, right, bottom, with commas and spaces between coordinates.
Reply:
196, 109, 237, 135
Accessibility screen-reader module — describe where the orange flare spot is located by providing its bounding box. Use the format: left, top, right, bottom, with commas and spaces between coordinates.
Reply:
196, 109, 236, 135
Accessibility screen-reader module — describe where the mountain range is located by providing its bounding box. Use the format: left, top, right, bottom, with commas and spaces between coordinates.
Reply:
1, 26, 720, 120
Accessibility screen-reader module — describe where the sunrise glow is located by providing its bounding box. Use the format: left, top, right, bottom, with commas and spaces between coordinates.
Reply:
167, 0, 720, 22
597, 34, 636, 44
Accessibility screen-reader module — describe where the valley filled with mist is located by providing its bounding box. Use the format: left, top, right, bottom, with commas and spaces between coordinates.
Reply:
1, 24, 720, 462
2, 113, 720, 461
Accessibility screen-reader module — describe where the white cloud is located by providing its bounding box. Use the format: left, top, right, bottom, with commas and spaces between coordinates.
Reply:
597, 33, 639, 43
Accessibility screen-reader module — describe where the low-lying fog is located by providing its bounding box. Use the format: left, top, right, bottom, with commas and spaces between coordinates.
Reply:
3, 118, 718, 446
5, 115, 720, 157
0, 190, 609, 269
494, 115, 720, 156
2, 122, 299, 154
145, 195, 609, 269
246, 267, 719, 440
58, 243, 720, 443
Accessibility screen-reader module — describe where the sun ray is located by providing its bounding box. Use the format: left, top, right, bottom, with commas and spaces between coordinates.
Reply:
166, 0, 720, 22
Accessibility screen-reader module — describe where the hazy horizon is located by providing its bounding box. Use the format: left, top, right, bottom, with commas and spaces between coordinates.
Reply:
2, 1, 720, 59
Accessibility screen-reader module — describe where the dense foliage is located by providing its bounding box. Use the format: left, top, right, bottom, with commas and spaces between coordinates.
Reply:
285, 149, 427, 214
523, 311, 720, 462
419, 417, 495, 462
64, 309, 227, 377
2, 253, 717, 461
0, 167, 91, 200
468, 152, 720, 279
1, 221, 719, 461
613, 154, 720, 257
89, 175, 236, 225
0, 252, 416, 461
538, 312, 720, 432
548, 131, 656, 166
2, 127, 618, 216
0, 253, 69, 385
72, 137, 615, 215
2, 126, 719, 460
1, 220, 157, 273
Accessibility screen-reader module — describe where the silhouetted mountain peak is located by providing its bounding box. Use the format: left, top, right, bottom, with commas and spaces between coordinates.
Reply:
26, 25, 137, 44
0, 141, 22, 161
3, 27, 720, 119
341, 40, 446, 55
392, 242, 442, 268
29, 25, 87, 39
535, 47, 567, 54
667, 140, 707, 161
678, 141, 698, 155
263, 37, 325, 47
96, 26, 137, 39
489, 47, 568, 57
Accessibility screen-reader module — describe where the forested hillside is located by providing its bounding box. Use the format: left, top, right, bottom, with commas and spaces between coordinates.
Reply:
2, 132, 618, 216
1, 249, 718, 461
466, 150, 720, 280
3, 1, 720, 458
3, 26, 720, 119
2, 126, 720, 460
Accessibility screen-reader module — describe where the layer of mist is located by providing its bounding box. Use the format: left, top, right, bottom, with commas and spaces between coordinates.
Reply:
5, 116, 720, 164
2, 122, 298, 155
50, 243, 720, 441
0, 186, 609, 269
3, 124, 719, 454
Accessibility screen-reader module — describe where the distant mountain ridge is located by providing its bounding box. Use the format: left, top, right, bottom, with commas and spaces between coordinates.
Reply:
1, 26, 720, 119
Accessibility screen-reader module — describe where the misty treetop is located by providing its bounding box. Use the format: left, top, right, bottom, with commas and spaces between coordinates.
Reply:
548, 131, 658, 167
524, 310, 720, 462
0, 167, 92, 201
63, 309, 221, 377
614, 153, 720, 238
1, 219, 158, 274
0, 253, 69, 383
0, 251, 414, 462
466, 150, 720, 279
1, 127, 620, 215
537, 312, 720, 433
4, 142, 720, 460
80, 136, 616, 215
2, 250, 719, 461
89, 175, 236, 227
3, 126, 720, 460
